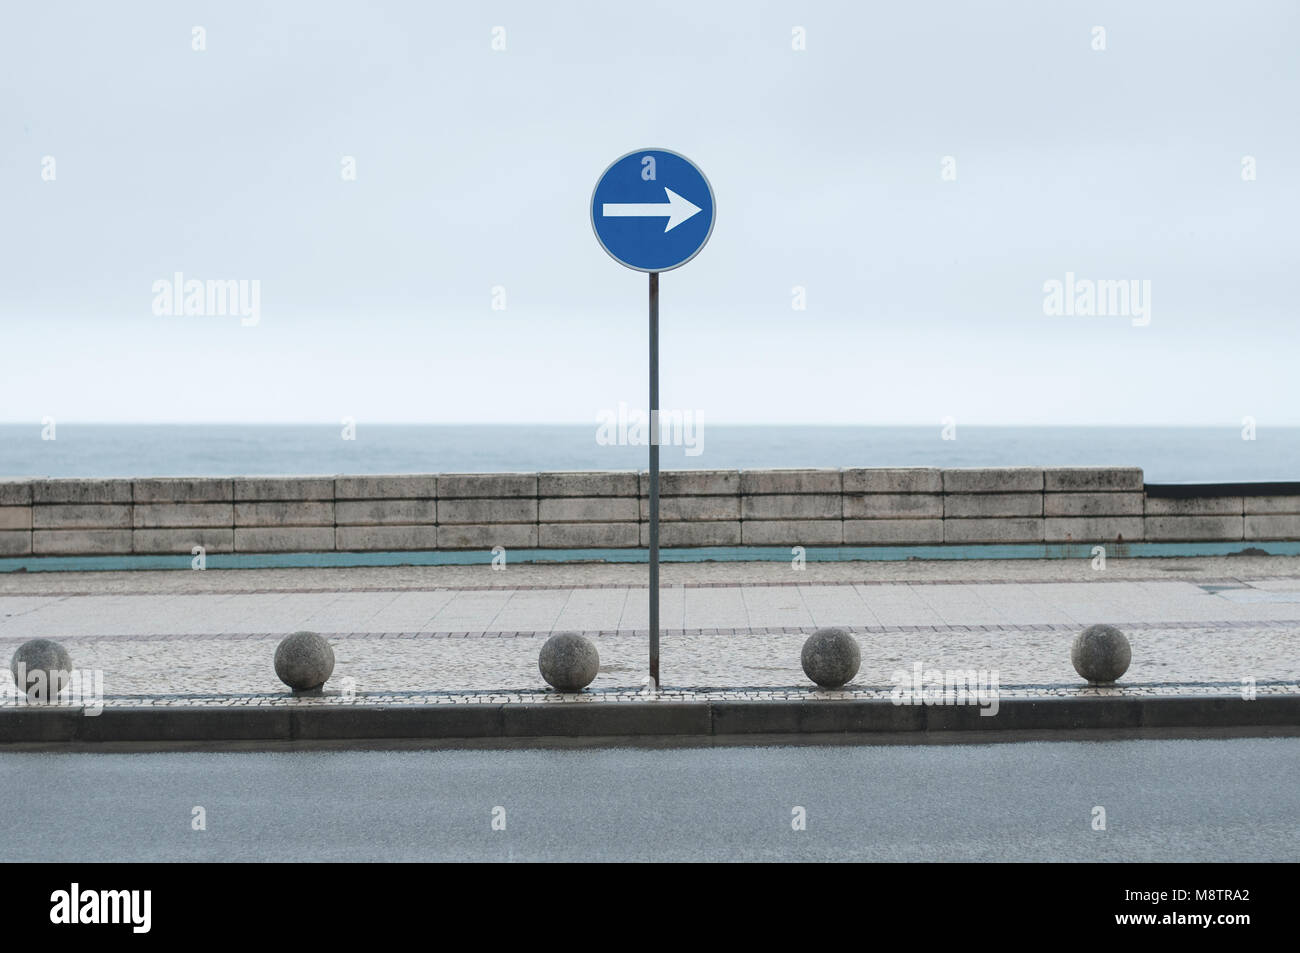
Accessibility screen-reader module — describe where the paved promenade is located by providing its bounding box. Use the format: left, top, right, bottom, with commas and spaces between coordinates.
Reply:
1, 555, 1298, 705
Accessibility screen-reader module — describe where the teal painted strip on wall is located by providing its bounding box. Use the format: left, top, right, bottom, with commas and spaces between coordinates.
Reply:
2, 540, 1299, 572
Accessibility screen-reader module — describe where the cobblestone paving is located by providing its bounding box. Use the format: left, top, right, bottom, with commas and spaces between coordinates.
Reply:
1, 557, 1296, 707
3, 682, 1294, 709
0, 623, 1295, 706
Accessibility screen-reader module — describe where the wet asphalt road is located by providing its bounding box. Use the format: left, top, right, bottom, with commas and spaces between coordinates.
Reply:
1, 737, 1296, 862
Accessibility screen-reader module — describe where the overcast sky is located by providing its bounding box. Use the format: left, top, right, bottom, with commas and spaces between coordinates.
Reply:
2, 1, 1296, 425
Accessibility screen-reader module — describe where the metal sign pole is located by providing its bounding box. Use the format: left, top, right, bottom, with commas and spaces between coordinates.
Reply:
648, 271, 660, 690
591, 149, 713, 692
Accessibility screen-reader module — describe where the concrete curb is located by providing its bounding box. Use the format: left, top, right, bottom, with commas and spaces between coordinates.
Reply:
1, 695, 1296, 744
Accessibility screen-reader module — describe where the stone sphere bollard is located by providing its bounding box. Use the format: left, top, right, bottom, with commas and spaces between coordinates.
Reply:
538, 632, 600, 692
1071, 624, 1132, 684
10, 639, 73, 702
274, 631, 335, 692
801, 626, 861, 688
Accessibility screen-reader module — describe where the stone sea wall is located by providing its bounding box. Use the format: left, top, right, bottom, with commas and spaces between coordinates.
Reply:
0, 467, 1297, 556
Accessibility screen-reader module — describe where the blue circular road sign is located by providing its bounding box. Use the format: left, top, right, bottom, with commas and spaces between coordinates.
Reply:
590, 148, 715, 273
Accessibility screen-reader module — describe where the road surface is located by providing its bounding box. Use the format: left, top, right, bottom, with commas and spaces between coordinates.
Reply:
2, 736, 1296, 861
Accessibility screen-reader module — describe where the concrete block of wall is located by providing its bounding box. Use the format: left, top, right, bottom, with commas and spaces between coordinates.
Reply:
235, 501, 336, 527
539, 471, 638, 497
438, 473, 537, 498
844, 519, 944, 545
640, 496, 741, 521
0, 531, 32, 555
1044, 492, 1144, 517
234, 477, 334, 501
1043, 467, 1143, 492
741, 520, 843, 545
234, 527, 336, 552
0, 507, 33, 531
1244, 515, 1300, 541
33, 479, 132, 504
942, 468, 1043, 493
1044, 517, 1144, 542
1145, 496, 1243, 516
641, 470, 740, 495
437, 498, 537, 524
437, 523, 537, 549
133, 528, 235, 554
740, 469, 842, 495
842, 468, 942, 494
134, 503, 234, 529
133, 478, 233, 503
742, 494, 841, 520
334, 500, 434, 526
944, 518, 1044, 543
335, 475, 436, 499
1244, 496, 1300, 515
641, 521, 742, 547
540, 497, 640, 522
336, 525, 438, 551
539, 522, 639, 548
944, 493, 1043, 518
0, 482, 32, 505
33, 529, 133, 555
843, 494, 943, 519
1144, 516, 1244, 541
34, 504, 132, 530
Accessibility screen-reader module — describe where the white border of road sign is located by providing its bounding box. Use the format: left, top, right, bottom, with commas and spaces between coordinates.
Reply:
589, 147, 717, 274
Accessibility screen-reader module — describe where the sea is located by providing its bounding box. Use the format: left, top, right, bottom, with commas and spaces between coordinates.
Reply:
1, 425, 1296, 484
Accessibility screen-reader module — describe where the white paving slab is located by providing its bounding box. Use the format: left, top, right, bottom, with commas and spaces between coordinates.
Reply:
4, 574, 1300, 638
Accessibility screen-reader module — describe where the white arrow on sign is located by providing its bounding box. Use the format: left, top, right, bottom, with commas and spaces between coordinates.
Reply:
601, 187, 702, 232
